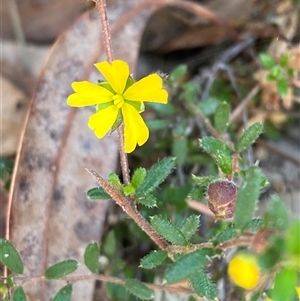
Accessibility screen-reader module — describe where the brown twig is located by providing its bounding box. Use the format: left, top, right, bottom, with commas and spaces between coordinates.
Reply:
94, 0, 130, 185
86, 168, 169, 250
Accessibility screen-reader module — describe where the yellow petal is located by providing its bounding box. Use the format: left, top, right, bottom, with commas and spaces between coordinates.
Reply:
67, 81, 114, 107
121, 103, 149, 153
88, 105, 119, 139
228, 253, 260, 290
123, 74, 168, 104
94, 60, 129, 94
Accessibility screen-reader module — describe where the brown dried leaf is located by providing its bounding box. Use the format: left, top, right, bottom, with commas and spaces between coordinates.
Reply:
9, 1, 159, 300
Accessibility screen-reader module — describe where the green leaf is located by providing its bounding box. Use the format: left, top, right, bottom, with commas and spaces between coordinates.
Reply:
84, 242, 100, 273
140, 250, 168, 269
101, 230, 117, 259
136, 194, 157, 208
214, 102, 230, 132
150, 215, 187, 246
198, 97, 220, 116
164, 249, 212, 284
123, 184, 136, 196
131, 168, 147, 188
183, 82, 201, 102
192, 175, 219, 186
279, 54, 290, 68
271, 268, 297, 301
260, 53, 276, 69
264, 195, 288, 230
277, 78, 288, 96
286, 219, 300, 257
199, 137, 232, 174
108, 173, 122, 189
236, 122, 264, 152
0, 239, 23, 274
53, 284, 73, 301
125, 279, 153, 300
215, 227, 237, 244
180, 215, 200, 241
270, 65, 282, 80
13, 286, 27, 301
234, 166, 262, 231
190, 269, 218, 299
168, 64, 187, 84
44, 259, 78, 279
0, 157, 13, 179
146, 119, 170, 131
172, 136, 188, 166
87, 187, 111, 200
136, 158, 176, 196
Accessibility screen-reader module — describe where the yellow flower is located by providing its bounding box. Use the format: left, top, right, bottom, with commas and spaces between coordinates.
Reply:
67, 60, 168, 153
228, 252, 260, 290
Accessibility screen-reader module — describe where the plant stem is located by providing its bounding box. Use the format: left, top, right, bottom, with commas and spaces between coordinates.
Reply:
86, 168, 169, 250
94, 0, 130, 185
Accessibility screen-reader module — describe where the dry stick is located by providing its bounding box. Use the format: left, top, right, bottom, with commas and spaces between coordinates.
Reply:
94, 0, 130, 185
86, 168, 169, 250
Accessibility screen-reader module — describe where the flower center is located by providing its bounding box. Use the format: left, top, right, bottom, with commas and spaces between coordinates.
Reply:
112, 94, 124, 109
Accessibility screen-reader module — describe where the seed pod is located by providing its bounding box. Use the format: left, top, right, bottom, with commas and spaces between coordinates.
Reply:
207, 180, 237, 219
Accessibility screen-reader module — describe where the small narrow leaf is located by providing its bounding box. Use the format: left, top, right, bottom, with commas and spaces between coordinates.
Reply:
136, 194, 157, 208
277, 78, 288, 96
164, 249, 212, 284
236, 122, 264, 152
108, 173, 122, 189
234, 166, 262, 231
125, 279, 153, 300
214, 102, 230, 132
172, 136, 188, 166
264, 195, 288, 230
180, 215, 200, 241
190, 270, 218, 299
84, 242, 100, 273
0, 239, 23, 274
150, 215, 187, 246
140, 250, 168, 269
87, 187, 111, 200
45, 259, 78, 279
101, 230, 117, 258
260, 53, 276, 69
286, 219, 300, 257
53, 284, 73, 301
131, 168, 146, 188
200, 137, 232, 174
192, 175, 219, 186
13, 286, 27, 301
123, 184, 136, 195
136, 157, 176, 195
215, 227, 237, 244
168, 64, 187, 84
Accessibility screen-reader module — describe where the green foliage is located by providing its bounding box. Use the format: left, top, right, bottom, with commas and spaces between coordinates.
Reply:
215, 227, 237, 244
13, 286, 27, 301
286, 219, 300, 257
131, 168, 147, 188
167, 64, 187, 85
164, 249, 212, 284
125, 279, 153, 300
264, 195, 289, 230
180, 215, 200, 241
172, 135, 188, 166
260, 52, 295, 97
84, 242, 100, 273
87, 187, 111, 200
150, 215, 187, 246
199, 137, 232, 174
135, 157, 176, 196
236, 122, 264, 152
214, 102, 230, 132
53, 284, 73, 301
106, 282, 130, 300
234, 166, 262, 231
190, 269, 218, 299
101, 229, 117, 259
0, 239, 23, 274
108, 173, 123, 189
140, 250, 168, 269
271, 268, 298, 301
136, 194, 157, 208
44, 259, 78, 279
0, 157, 13, 190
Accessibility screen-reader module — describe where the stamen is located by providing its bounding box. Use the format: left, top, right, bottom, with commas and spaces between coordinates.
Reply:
112, 94, 124, 109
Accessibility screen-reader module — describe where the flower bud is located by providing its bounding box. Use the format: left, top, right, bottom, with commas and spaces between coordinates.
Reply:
228, 252, 260, 290
207, 180, 237, 219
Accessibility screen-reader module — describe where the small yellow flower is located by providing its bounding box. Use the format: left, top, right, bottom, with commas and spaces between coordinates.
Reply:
67, 60, 168, 153
228, 252, 260, 290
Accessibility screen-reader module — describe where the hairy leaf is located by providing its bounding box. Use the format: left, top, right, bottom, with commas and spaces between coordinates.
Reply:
140, 250, 168, 269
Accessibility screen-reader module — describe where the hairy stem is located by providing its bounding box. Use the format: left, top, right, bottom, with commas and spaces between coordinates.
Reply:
94, 0, 130, 185
86, 169, 169, 250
